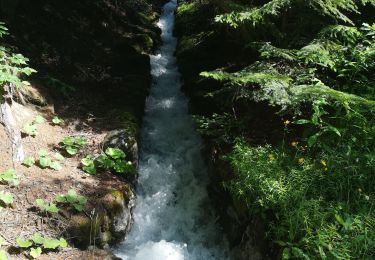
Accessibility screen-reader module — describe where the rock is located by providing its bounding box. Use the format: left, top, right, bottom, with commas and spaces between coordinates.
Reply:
103, 129, 139, 166
68, 186, 136, 249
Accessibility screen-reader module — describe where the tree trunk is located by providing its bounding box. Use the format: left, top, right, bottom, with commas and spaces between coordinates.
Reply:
0, 100, 25, 163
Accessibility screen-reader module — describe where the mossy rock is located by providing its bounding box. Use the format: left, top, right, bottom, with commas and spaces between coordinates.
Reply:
103, 128, 139, 166
68, 187, 135, 248
69, 214, 103, 248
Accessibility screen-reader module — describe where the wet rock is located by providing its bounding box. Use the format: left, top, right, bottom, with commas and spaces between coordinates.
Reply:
103, 129, 139, 166
68, 186, 136, 249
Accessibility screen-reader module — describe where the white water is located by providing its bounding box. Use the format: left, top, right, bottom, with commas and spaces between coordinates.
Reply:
114, 0, 229, 259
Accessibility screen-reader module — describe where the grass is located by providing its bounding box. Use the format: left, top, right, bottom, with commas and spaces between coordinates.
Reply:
225, 139, 375, 259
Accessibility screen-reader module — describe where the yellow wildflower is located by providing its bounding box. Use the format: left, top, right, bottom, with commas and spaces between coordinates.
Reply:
291, 141, 299, 147
320, 160, 327, 167
298, 158, 305, 164
268, 154, 275, 161
284, 120, 291, 126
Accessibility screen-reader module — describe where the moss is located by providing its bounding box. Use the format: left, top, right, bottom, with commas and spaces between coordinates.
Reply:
176, 3, 199, 16
108, 110, 140, 138
70, 214, 102, 248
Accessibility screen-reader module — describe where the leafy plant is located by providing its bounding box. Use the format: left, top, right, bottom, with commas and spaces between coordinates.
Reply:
22, 123, 38, 137
38, 150, 62, 171
0, 169, 19, 186
81, 156, 96, 175
21, 115, 46, 137
55, 189, 87, 212
54, 152, 65, 161
52, 116, 64, 125
61, 136, 87, 156
23, 156, 36, 167
16, 233, 67, 259
0, 236, 8, 260
0, 22, 36, 102
33, 115, 46, 124
0, 191, 13, 209
35, 199, 59, 214
81, 148, 135, 175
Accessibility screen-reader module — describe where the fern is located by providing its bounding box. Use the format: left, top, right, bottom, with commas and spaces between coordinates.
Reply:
215, 0, 375, 27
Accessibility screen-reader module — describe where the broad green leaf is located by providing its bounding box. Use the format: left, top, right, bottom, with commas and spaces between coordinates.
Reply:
66, 146, 78, 155
33, 115, 46, 124
35, 199, 46, 209
81, 157, 94, 167
0, 191, 13, 204
42, 239, 61, 249
73, 204, 83, 212
113, 160, 128, 173
97, 154, 115, 169
22, 123, 37, 136
31, 233, 44, 245
46, 203, 59, 214
307, 133, 321, 147
16, 238, 32, 248
62, 137, 74, 146
23, 156, 36, 167
38, 150, 48, 157
0, 250, 8, 260
83, 165, 96, 175
105, 148, 125, 159
54, 153, 65, 161
59, 238, 68, 247
74, 136, 87, 146
52, 116, 64, 125
39, 156, 52, 168
30, 247, 42, 259
77, 196, 87, 205
66, 190, 77, 203
0, 169, 19, 185
50, 161, 62, 171
55, 195, 67, 203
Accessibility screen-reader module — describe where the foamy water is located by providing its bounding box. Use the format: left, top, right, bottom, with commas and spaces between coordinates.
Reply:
114, 1, 229, 259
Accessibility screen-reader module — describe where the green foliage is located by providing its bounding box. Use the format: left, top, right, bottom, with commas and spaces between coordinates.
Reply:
23, 156, 36, 167
16, 233, 67, 258
0, 237, 7, 260
38, 150, 62, 171
0, 22, 36, 100
186, 0, 375, 258
52, 116, 64, 125
30, 247, 42, 259
21, 115, 46, 137
194, 113, 243, 144
215, 0, 375, 28
81, 148, 135, 175
0, 250, 7, 260
55, 189, 87, 212
105, 147, 125, 159
22, 123, 38, 137
42, 76, 76, 97
61, 136, 87, 156
0, 191, 13, 209
81, 155, 96, 175
0, 169, 19, 186
35, 199, 59, 214
226, 141, 375, 258
54, 152, 65, 161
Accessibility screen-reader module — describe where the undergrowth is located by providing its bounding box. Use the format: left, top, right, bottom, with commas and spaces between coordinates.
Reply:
178, 0, 375, 258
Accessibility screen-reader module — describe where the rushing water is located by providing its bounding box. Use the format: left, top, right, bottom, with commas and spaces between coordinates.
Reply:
114, 0, 229, 259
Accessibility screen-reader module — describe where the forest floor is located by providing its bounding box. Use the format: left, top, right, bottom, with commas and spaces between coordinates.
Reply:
0, 0, 164, 258
0, 94, 128, 259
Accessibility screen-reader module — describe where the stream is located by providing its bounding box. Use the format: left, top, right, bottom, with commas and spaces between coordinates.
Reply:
114, 0, 229, 259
